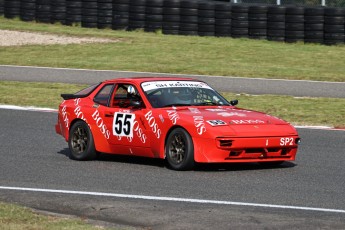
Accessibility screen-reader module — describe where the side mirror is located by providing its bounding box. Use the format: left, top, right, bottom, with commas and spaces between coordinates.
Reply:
230, 100, 238, 106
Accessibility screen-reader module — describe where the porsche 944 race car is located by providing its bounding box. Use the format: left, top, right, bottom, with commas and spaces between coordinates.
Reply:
55, 77, 300, 170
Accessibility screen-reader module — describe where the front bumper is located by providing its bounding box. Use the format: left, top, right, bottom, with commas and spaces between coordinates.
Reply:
193, 135, 300, 163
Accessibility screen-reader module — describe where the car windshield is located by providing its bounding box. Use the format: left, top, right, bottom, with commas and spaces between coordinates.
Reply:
141, 80, 230, 108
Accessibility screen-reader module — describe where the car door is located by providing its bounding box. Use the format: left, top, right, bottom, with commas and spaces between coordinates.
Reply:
96, 83, 150, 149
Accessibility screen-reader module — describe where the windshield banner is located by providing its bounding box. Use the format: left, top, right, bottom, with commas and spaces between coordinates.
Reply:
141, 81, 212, 92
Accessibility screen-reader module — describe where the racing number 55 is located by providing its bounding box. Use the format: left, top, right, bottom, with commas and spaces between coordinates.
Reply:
113, 112, 135, 137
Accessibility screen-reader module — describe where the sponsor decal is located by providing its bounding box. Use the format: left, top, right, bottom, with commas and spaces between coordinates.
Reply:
207, 120, 227, 126
141, 81, 212, 92
193, 116, 206, 135
132, 119, 148, 143
167, 109, 180, 125
73, 98, 88, 124
206, 109, 226, 112
280, 137, 294, 146
188, 108, 201, 114
113, 112, 135, 138
92, 110, 111, 139
61, 105, 69, 128
230, 120, 266, 125
159, 114, 165, 123
144, 111, 162, 139
217, 112, 247, 117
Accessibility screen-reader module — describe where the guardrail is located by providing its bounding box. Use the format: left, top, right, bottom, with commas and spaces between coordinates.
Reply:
1, 0, 344, 45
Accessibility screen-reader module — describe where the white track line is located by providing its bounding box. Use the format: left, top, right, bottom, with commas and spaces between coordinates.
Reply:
1, 64, 343, 84
1, 104, 344, 131
0, 186, 344, 214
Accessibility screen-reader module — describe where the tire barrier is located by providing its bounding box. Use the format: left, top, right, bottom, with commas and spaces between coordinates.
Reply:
231, 4, 249, 38
2, 0, 345, 45
0, 0, 4, 16
162, 0, 180, 35
98, 0, 112, 29
267, 6, 286, 41
112, 0, 129, 30
249, 5, 268, 40
20, 0, 36, 22
4, 0, 20, 19
36, 0, 51, 23
66, 0, 81, 25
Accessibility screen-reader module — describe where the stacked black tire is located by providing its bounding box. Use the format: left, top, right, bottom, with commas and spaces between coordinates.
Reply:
179, 0, 198, 36
267, 6, 286, 41
214, 2, 231, 37
66, 0, 82, 25
20, 0, 36, 21
112, 0, 129, 30
249, 5, 268, 40
51, 0, 66, 24
285, 7, 304, 43
162, 0, 180, 35
98, 0, 112, 29
304, 7, 324, 44
128, 0, 145, 31
198, 1, 215, 37
0, 0, 4, 16
4, 0, 20, 19
81, 0, 97, 28
324, 7, 345, 45
231, 5, 249, 38
145, 0, 163, 32
36, 0, 51, 23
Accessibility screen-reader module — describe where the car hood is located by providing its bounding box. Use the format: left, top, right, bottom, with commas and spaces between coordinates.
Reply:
171, 106, 297, 136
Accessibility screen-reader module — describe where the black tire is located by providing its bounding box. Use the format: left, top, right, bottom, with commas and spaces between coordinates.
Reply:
68, 121, 97, 161
165, 128, 194, 171
267, 6, 286, 14
304, 7, 324, 16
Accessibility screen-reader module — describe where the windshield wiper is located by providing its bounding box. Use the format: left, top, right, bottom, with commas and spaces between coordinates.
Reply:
162, 103, 191, 107
194, 101, 220, 106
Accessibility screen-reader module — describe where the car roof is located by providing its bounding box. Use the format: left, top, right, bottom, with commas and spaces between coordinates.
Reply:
103, 77, 199, 84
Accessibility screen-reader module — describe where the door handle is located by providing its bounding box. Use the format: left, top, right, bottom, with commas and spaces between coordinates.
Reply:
105, 113, 113, 117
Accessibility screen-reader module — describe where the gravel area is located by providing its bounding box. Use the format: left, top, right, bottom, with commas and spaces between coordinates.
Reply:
0, 29, 115, 46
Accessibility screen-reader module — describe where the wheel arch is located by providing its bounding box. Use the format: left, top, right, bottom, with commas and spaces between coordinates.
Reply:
162, 125, 194, 159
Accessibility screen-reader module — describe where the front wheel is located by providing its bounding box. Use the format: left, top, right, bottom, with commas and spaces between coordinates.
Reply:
165, 128, 195, 171
68, 120, 97, 161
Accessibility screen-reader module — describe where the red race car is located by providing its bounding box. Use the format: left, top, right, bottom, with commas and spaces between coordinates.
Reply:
55, 77, 300, 170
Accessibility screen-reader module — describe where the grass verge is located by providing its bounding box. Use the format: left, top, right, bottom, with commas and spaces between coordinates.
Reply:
0, 17, 345, 82
1, 81, 344, 128
0, 202, 111, 230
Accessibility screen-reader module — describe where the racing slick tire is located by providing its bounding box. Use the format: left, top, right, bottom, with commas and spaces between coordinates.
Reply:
68, 120, 97, 161
165, 128, 195, 171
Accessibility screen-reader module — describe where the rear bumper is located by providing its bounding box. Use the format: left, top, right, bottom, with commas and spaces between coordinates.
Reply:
193, 135, 299, 163
55, 123, 62, 135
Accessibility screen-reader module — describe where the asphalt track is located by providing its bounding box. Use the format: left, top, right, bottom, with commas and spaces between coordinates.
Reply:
0, 108, 345, 229
1, 65, 345, 229
1, 65, 345, 98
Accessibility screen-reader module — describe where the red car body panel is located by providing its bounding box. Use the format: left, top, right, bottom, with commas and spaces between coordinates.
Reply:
55, 77, 299, 163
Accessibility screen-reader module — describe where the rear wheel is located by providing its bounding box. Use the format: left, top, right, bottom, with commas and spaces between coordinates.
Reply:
165, 128, 194, 170
68, 120, 97, 161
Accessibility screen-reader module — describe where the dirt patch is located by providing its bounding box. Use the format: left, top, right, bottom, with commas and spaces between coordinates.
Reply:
0, 29, 115, 46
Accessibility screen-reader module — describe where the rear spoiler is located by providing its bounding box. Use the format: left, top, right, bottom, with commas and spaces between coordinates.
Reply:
61, 94, 88, 100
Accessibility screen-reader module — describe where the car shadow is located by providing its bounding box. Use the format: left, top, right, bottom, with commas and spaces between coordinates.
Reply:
194, 161, 296, 172
57, 148, 296, 171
